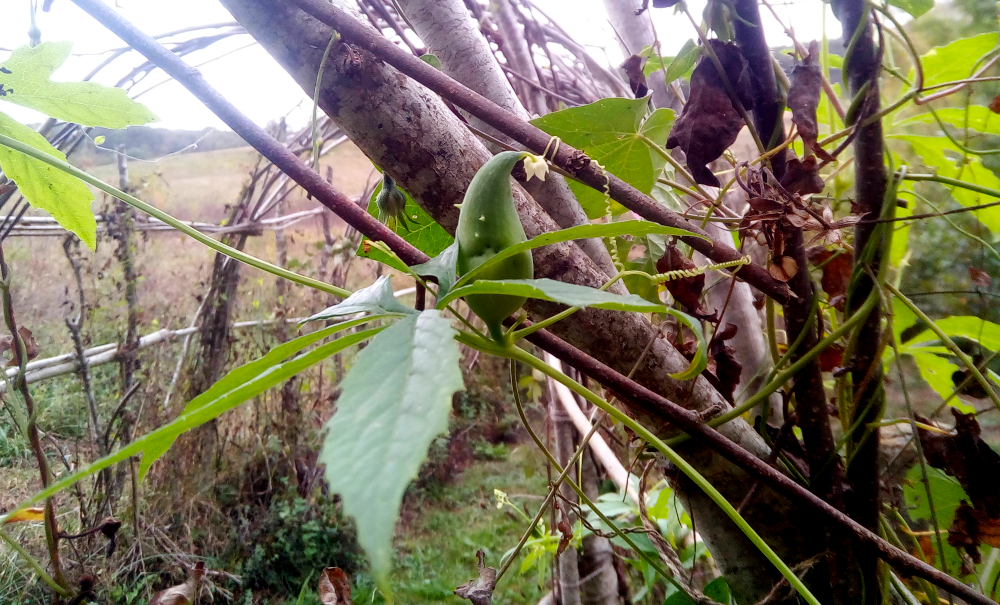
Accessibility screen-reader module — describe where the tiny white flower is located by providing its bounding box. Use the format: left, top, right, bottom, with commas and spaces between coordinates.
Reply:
479, 214, 486, 222
523, 154, 549, 181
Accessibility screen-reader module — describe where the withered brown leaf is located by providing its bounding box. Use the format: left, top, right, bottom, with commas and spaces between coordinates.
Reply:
319, 567, 353, 605
806, 246, 852, 310
621, 54, 648, 99
917, 409, 1000, 517
970, 266, 991, 288
657, 243, 705, 311
768, 256, 798, 282
0, 326, 39, 368
990, 94, 1000, 114
780, 155, 826, 195
149, 562, 204, 605
787, 41, 835, 162
455, 549, 497, 605
709, 323, 742, 401
666, 39, 754, 186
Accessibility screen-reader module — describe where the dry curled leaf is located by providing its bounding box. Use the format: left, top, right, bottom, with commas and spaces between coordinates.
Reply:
455, 549, 497, 605
0, 326, 39, 368
656, 243, 705, 312
621, 54, 648, 99
708, 323, 742, 402
970, 266, 991, 288
666, 39, 753, 186
149, 562, 205, 605
780, 155, 825, 195
768, 256, 798, 282
319, 567, 353, 605
787, 42, 834, 162
556, 506, 574, 556
917, 409, 1000, 517
990, 94, 1000, 114
948, 500, 1000, 563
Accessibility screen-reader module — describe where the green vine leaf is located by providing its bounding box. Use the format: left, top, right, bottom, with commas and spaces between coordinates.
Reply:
0, 112, 96, 248
439, 278, 666, 313
411, 242, 459, 299
300, 275, 415, 325
917, 33, 999, 89
640, 40, 699, 81
888, 0, 933, 17
320, 310, 464, 592
531, 98, 674, 218
0, 42, 158, 127
895, 134, 1000, 233
895, 105, 1000, 135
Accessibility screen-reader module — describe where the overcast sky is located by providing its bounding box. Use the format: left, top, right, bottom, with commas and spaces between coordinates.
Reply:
0, 0, 842, 130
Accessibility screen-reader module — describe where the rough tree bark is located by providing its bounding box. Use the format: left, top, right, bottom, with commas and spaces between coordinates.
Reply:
217, 1, 834, 600
601, 0, 678, 110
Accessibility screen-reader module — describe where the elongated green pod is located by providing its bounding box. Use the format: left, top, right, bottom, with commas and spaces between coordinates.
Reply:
456, 151, 534, 341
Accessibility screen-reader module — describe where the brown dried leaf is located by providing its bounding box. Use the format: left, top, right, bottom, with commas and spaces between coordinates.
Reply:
819, 343, 845, 373
319, 567, 353, 605
455, 549, 497, 605
780, 155, 825, 195
787, 42, 835, 162
0, 326, 39, 368
657, 243, 705, 311
917, 409, 1000, 517
666, 39, 754, 186
990, 94, 1000, 114
149, 562, 204, 605
946, 501, 1000, 563
747, 197, 785, 213
709, 324, 742, 401
806, 246, 852, 310
970, 267, 991, 288
621, 54, 648, 99
768, 256, 798, 282
556, 508, 574, 556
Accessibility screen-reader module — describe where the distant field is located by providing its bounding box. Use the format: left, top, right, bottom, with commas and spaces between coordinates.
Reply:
4, 141, 381, 362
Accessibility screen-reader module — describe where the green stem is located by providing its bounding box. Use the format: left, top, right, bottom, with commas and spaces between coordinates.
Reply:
0, 134, 350, 299
887, 282, 1000, 413
459, 333, 822, 605
0, 529, 72, 597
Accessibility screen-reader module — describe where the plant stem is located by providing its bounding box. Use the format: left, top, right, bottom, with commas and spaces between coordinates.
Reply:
0, 529, 72, 597
460, 333, 823, 605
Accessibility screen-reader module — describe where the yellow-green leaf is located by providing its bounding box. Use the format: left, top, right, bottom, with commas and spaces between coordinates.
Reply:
0, 42, 157, 127
0, 112, 96, 248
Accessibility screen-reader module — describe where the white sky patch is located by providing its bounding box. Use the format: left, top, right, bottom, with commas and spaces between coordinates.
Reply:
0, 0, 843, 130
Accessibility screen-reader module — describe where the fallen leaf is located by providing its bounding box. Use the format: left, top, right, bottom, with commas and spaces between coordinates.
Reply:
806, 246, 852, 310
149, 562, 204, 605
947, 500, 1000, 563
620, 55, 648, 99
657, 243, 705, 311
319, 567, 353, 605
455, 549, 497, 605
666, 39, 753, 186
787, 42, 834, 161
970, 267, 991, 288
3, 507, 44, 524
780, 155, 826, 195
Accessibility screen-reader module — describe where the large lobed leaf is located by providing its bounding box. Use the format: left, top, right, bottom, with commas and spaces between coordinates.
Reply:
0, 42, 158, 127
0, 113, 97, 248
917, 33, 999, 89
895, 135, 1000, 233
320, 310, 464, 591
531, 98, 674, 218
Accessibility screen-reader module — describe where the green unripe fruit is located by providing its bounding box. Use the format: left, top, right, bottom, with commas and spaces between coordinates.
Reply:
376, 173, 409, 230
456, 151, 534, 341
